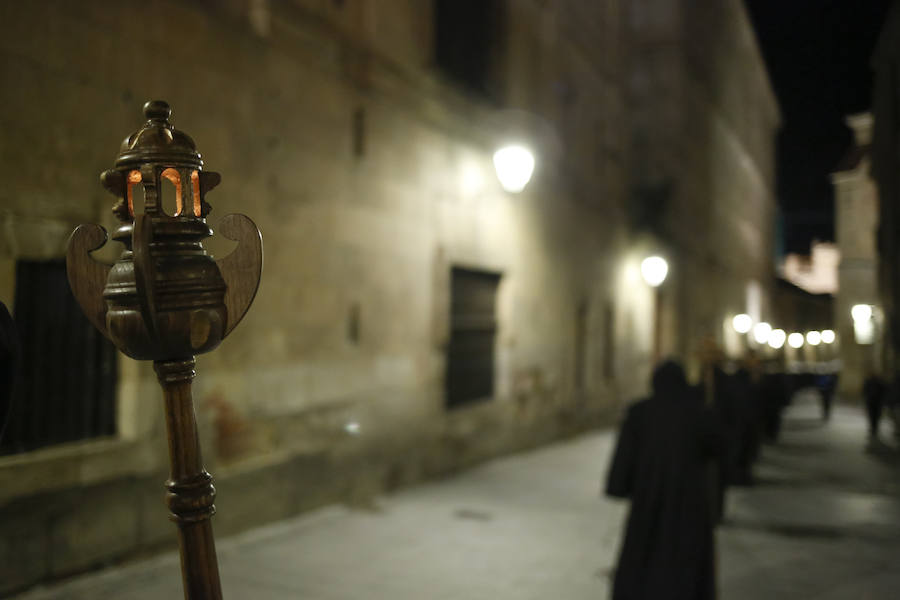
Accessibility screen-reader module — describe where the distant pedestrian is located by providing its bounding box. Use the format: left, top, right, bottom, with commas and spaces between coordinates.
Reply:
760, 368, 788, 442
606, 360, 723, 600
817, 373, 838, 421
886, 376, 900, 442
731, 364, 761, 486
863, 372, 886, 440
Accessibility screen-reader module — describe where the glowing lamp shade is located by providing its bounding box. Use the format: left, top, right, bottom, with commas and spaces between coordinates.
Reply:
821, 329, 836, 344
768, 329, 786, 349
851, 304, 873, 323
493, 145, 535, 193
733, 314, 753, 334
806, 331, 822, 346
753, 322, 772, 344
855, 319, 875, 345
788, 332, 804, 349
640, 256, 668, 287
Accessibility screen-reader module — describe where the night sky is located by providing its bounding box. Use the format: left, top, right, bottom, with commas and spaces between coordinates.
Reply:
744, 0, 892, 254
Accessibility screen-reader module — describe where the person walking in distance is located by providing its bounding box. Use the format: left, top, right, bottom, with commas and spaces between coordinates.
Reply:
863, 371, 886, 440
606, 360, 724, 600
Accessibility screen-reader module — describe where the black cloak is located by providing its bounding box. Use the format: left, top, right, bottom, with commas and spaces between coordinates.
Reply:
606, 361, 721, 600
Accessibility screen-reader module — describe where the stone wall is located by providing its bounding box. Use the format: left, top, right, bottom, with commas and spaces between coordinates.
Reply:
0, 0, 781, 593
832, 113, 880, 395
626, 0, 781, 373
0, 0, 651, 593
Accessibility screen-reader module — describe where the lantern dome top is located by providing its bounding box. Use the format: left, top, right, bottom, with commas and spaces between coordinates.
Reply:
115, 100, 203, 170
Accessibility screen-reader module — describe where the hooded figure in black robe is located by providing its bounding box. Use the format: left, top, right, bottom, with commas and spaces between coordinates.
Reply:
863, 372, 886, 438
606, 360, 722, 600
759, 370, 787, 442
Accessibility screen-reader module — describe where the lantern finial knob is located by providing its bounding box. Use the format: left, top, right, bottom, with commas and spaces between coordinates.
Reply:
144, 100, 172, 122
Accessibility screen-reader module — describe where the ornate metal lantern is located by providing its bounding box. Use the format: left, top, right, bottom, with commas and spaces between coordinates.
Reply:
66, 100, 263, 599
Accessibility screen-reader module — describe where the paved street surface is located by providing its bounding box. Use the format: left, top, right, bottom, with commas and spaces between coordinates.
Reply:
13, 391, 900, 599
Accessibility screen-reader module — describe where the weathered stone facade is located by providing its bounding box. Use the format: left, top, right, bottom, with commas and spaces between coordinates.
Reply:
832, 113, 881, 395
0, 0, 777, 593
626, 0, 781, 371
872, 3, 900, 376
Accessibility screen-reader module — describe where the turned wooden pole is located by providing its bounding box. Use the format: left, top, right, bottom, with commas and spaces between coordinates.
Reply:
156, 358, 222, 600
67, 101, 263, 599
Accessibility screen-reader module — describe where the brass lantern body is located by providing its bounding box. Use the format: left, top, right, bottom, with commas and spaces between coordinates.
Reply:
67, 100, 261, 358
103, 217, 227, 360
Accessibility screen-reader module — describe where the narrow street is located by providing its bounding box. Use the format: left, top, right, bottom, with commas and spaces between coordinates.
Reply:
13, 392, 900, 600
719, 390, 900, 598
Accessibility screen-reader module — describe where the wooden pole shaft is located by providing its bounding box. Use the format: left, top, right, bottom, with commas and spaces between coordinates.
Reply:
155, 358, 223, 600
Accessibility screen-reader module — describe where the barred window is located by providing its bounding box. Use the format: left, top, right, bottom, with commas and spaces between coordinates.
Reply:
1, 260, 117, 454
445, 267, 501, 409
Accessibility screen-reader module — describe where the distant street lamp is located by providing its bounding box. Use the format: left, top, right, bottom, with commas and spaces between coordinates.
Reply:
640, 256, 669, 288
851, 304, 876, 344
640, 255, 669, 362
821, 329, 836, 344
851, 304, 873, 323
732, 314, 753, 334
788, 332, 805, 349
493, 145, 535, 193
753, 322, 772, 345
768, 329, 787, 349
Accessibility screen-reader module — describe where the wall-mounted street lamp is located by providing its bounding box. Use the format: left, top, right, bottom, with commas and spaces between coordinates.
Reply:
753, 322, 772, 345
851, 304, 876, 345
821, 329, 836, 344
640, 255, 669, 362
851, 304, 873, 322
493, 145, 535, 193
640, 256, 668, 288
788, 332, 805, 349
806, 331, 822, 346
768, 329, 787, 349
733, 313, 753, 334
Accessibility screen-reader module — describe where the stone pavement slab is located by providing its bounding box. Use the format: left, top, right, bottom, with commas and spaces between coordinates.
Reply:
12, 392, 900, 599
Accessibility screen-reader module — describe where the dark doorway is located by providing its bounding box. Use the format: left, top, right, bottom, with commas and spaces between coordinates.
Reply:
603, 301, 615, 380
574, 300, 588, 390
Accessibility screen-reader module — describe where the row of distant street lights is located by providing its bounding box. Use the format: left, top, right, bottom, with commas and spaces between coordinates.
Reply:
731, 313, 835, 350
636, 255, 853, 353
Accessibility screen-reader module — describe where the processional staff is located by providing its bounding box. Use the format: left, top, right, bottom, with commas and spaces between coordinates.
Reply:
66, 100, 263, 599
